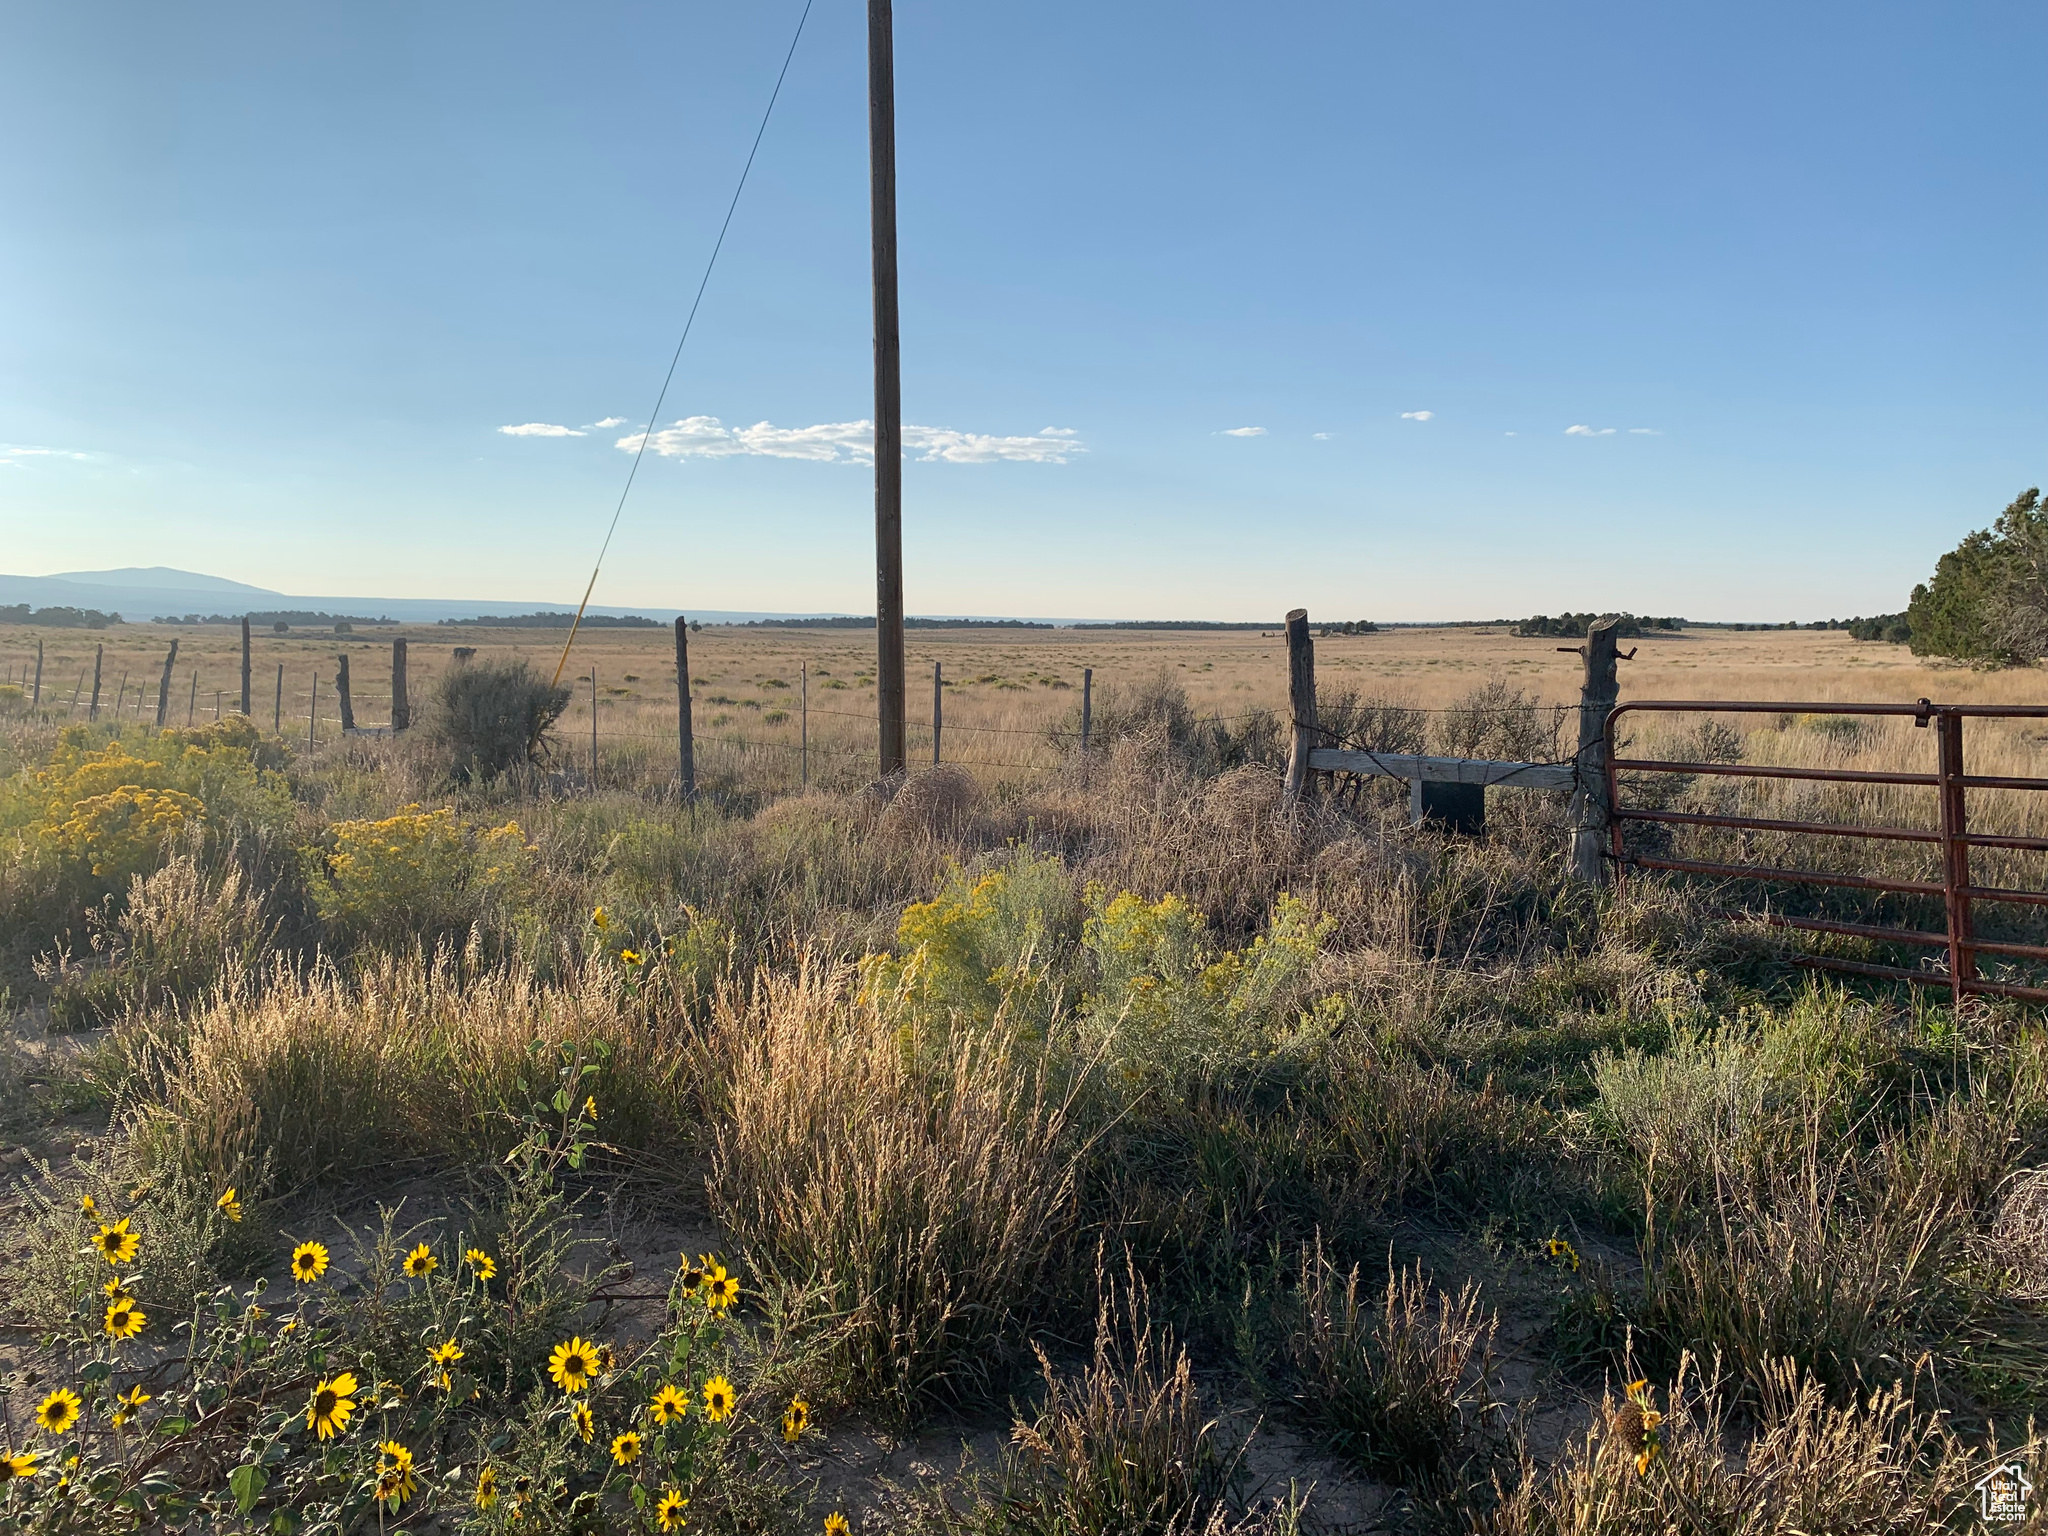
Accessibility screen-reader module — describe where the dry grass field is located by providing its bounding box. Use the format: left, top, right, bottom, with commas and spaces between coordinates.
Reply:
16, 619, 2045, 777
0, 616, 2046, 1535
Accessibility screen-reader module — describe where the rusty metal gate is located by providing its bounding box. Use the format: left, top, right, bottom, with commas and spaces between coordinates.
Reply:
1603, 699, 2048, 1005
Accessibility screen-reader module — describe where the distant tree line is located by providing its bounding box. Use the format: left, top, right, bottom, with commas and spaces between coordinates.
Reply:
1513, 613, 1685, 638
156, 610, 393, 627
1903, 488, 2048, 666
0, 604, 121, 628
439, 612, 661, 629
742, 616, 1055, 629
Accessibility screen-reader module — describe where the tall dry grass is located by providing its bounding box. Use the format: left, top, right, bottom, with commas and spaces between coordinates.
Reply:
1481, 1353, 2045, 1536
122, 944, 698, 1189
706, 963, 1090, 1420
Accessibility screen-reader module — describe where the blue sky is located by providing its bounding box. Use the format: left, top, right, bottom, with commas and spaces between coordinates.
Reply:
2, 1, 2041, 621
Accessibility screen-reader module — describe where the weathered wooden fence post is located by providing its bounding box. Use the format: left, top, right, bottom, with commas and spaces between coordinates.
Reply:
1282, 609, 1318, 806
674, 618, 696, 801
1568, 616, 1625, 882
188, 671, 198, 725
31, 641, 42, 707
335, 653, 356, 732
800, 661, 808, 789
89, 645, 103, 722
273, 665, 284, 734
308, 676, 319, 752
154, 640, 178, 727
589, 669, 599, 784
390, 639, 410, 731
1081, 668, 1092, 757
932, 661, 942, 765
240, 617, 252, 714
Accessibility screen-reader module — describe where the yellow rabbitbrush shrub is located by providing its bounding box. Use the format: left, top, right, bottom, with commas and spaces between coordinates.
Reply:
22, 727, 290, 892
304, 804, 535, 953
45, 783, 205, 882
127, 950, 696, 1188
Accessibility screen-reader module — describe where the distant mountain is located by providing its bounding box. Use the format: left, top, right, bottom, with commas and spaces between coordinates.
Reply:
0, 569, 870, 627
49, 567, 281, 596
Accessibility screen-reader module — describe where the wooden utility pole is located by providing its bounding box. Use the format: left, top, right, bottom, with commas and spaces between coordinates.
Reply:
240, 617, 252, 714
674, 618, 696, 800
1282, 609, 1318, 805
390, 639, 410, 732
869, 0, 906, 777
1568, 616, 1625, 882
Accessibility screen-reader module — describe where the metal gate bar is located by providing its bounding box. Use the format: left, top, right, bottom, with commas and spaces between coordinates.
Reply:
1604, 699, 2048, 1006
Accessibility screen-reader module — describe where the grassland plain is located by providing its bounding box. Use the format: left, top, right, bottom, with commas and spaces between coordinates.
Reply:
0, 618, 2045, 1535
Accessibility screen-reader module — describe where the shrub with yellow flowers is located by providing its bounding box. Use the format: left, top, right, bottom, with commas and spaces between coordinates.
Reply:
857, 853, 1078, 1032
19, 724, 292, 897
302, 804, 536, 953
0, 1047, 819, 1533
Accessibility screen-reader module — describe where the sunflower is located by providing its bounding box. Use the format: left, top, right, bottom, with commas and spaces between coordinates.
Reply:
592, 905, 610, 931
619, 949, 644, 967
648, 1383, 690, 1425
427, 1340, 464, 1390
35, 1389, 81, 1437
102, 1275, 132, 1299
0, 1451, 42, 1481
1614, 1380, 1665, 1475
77, 1195, 96, 1218
290, 1241, 330, 1283
375, 1441, 415, 1505
307, 1372, 359, 1440
584, 1094, 599, 1121
548, 1337, 601, 1394
1544, 1237, 1581, 1272
656, 1489, 690, 1531
702, 1375, 735, 1423
474, 1465, 498, 1509
610, 1430, 642, 1466
103, 1297, 146, 1340
782, 1395, 810, 1444
402, 1243, 437, 1278
90, 1218, 140, 1266
825, 1514, 850, 1536
111, 1386, 151, 1429
704, 1268, 740, 1313
571, 1400, 595, 1443
463, 1247, 497, 1281
678, 1255, 707, 1294
216, 1188, 244, 1223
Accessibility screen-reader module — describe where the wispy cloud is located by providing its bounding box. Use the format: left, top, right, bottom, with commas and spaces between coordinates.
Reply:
0, 444, 92, 466
499, 423, 586, 438
1628, 427, 1662, 435
1564, 424, 1616, 437
616, 417, 1084, 465
589, 416, 628, 430
1399, 410, 1434, 422
1220, 426, 1267, 437
1312, 432, 1334, 440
